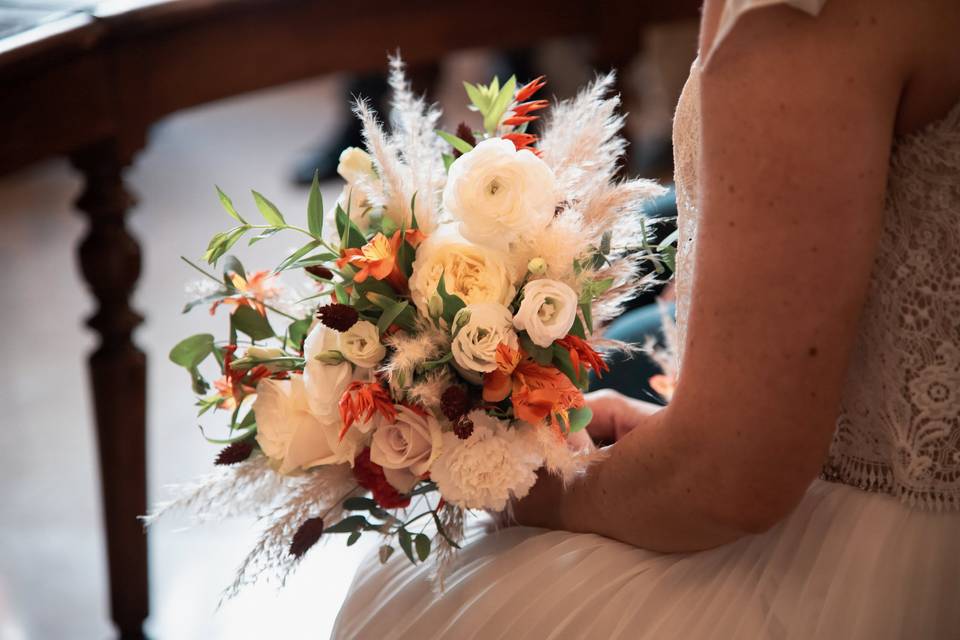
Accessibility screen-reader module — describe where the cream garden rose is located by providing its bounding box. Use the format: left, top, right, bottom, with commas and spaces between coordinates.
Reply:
302, 323, 353, 422
451, 302, 518, 377
442, 138, 557, 249
370, 406, 443, 493
513, 278, 579, 347
339, 320, 386, 368
409, 233, 516, 318
254, 375, 361, 474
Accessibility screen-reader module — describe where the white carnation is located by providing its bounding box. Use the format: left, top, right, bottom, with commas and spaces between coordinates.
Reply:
513, 278, 579, 347
254, 375, 361, 474
408, 231, 516, 318
339, 320, 386, 368
431, 411, 542, 511
442, 138, 557, 250
450, 303, 518, 377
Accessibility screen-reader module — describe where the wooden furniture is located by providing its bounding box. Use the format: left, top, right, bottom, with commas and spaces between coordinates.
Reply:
0, 1, 699, 637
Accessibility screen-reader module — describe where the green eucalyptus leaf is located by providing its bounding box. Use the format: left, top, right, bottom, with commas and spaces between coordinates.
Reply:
377, 299, 409, 336
276, 240, 323, 273
414, 533, 431, 562
324, 515, 369, 534
169, 334, 215, 369
398, 528, 416, 564
566, 406, 593, 433
347, 531, 362, 546
343, 496, 378, 511
232, 305, 274, 341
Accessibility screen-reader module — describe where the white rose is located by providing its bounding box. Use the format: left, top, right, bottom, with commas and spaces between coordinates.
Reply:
337, 147, 376, 184
513, 278, 579, 347
430, 411, 542, 510
369, 406, 443, 493
442, 138, 557, 249
254, 375, 361, 474
451, 303, 518, 377
302, 323, 352, 422
408, 231, 516, 318
339, 320, 386, 368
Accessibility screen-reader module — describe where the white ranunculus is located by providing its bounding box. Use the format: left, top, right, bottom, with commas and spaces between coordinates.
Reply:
254, 375, 360, 474
513, 278, 579, 347
339, 320, 386, 368
369, 406, 443, 493
302, 323, 353, 422
430, 410, 542, 510
337, 147, 376, 184
442, 138, 557, 249
408, 232, 516, 318
450, 303, 518, 376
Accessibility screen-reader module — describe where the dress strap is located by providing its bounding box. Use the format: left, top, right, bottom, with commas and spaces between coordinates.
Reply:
706, 0, 829, 64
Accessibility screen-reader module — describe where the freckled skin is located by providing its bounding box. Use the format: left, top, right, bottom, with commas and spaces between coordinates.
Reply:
513, 0, 960, 551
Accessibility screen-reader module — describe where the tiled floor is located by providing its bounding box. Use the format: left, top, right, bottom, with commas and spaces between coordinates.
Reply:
0, 74, 382, 640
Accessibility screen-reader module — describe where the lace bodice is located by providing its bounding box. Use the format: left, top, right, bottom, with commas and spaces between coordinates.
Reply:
672, 43, 960, 510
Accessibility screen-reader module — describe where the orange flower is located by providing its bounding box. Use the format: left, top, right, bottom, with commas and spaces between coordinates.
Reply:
482, 342, 585, 430
338, 381, 397, 439
213, 344, 270, 409
556, 335, 610, 379
337, 229, 424, 293
502, 132, 540, 154
515, 76, 547, 102
210, 270, 276, 316
649, 374, 676, 401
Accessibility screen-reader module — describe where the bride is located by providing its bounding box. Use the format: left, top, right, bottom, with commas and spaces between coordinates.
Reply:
334, 0, 960, 636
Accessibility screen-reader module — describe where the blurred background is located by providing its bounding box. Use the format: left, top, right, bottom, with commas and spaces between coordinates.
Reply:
0, 3, 697, 638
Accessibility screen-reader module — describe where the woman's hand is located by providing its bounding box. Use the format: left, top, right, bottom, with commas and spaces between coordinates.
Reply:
511, 391, 661, 530
585, 389, 663, 444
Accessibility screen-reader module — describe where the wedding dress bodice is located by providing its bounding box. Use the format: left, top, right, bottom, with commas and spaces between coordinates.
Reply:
672, 14, 960, 511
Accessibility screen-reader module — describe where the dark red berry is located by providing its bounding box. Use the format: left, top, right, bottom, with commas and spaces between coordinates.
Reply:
215, 441, 254, 466
289, 517, 325, 558
440, 386, 470, 422
453, 416, 474, 440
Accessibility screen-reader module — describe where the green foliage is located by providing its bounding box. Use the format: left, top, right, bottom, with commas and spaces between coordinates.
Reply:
519, 333, 553, 365
377, 299, 410, 335
566, 406, 593, 433
275, 240, 323, 273
379, 545, 395, 564
216, 186, 246, 224
436, 273, 466, 326
231, 305, 274, 341
464, 75, 518, 134
436, 129, 475, 154
414, 533, 431, 562
579, 277, 614, 304
324, 515, 369, 534
306, 170, 324, 237
169, 333, 215, 369
397, 527, 416, 564
251, 190, 285, 226
335, 202, 367, 249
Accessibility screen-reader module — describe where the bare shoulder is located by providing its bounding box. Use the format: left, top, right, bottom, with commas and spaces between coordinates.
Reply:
698, 0, 960, 134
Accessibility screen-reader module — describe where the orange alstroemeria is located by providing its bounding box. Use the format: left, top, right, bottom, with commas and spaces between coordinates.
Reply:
482, 342, 585, 431
339, 381, 397, 440
337, 228, 424, 294
210, 270, 276, 316
555, 335, 610, 379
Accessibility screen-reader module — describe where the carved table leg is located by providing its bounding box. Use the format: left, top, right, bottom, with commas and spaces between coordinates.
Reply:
71, 139, 148, 640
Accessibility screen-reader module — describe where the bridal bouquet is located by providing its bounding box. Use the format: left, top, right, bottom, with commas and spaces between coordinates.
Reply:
153, 58, 668, 594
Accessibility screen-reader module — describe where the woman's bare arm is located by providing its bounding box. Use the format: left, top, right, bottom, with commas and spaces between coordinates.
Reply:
514, 0, 910, 551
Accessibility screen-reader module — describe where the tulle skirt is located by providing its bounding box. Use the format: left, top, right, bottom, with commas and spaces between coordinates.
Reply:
333, 480, 960, 639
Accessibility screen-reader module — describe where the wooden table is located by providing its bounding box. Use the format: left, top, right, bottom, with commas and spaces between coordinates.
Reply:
0, 1, 698, 637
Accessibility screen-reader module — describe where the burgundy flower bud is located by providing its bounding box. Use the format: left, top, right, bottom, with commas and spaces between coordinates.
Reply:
316, 303, 359, 332
214, 441, 254, 466
289, 517, 325, 558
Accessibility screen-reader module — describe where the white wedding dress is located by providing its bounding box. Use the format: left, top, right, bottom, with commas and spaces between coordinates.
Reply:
333, 2, 960, 637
